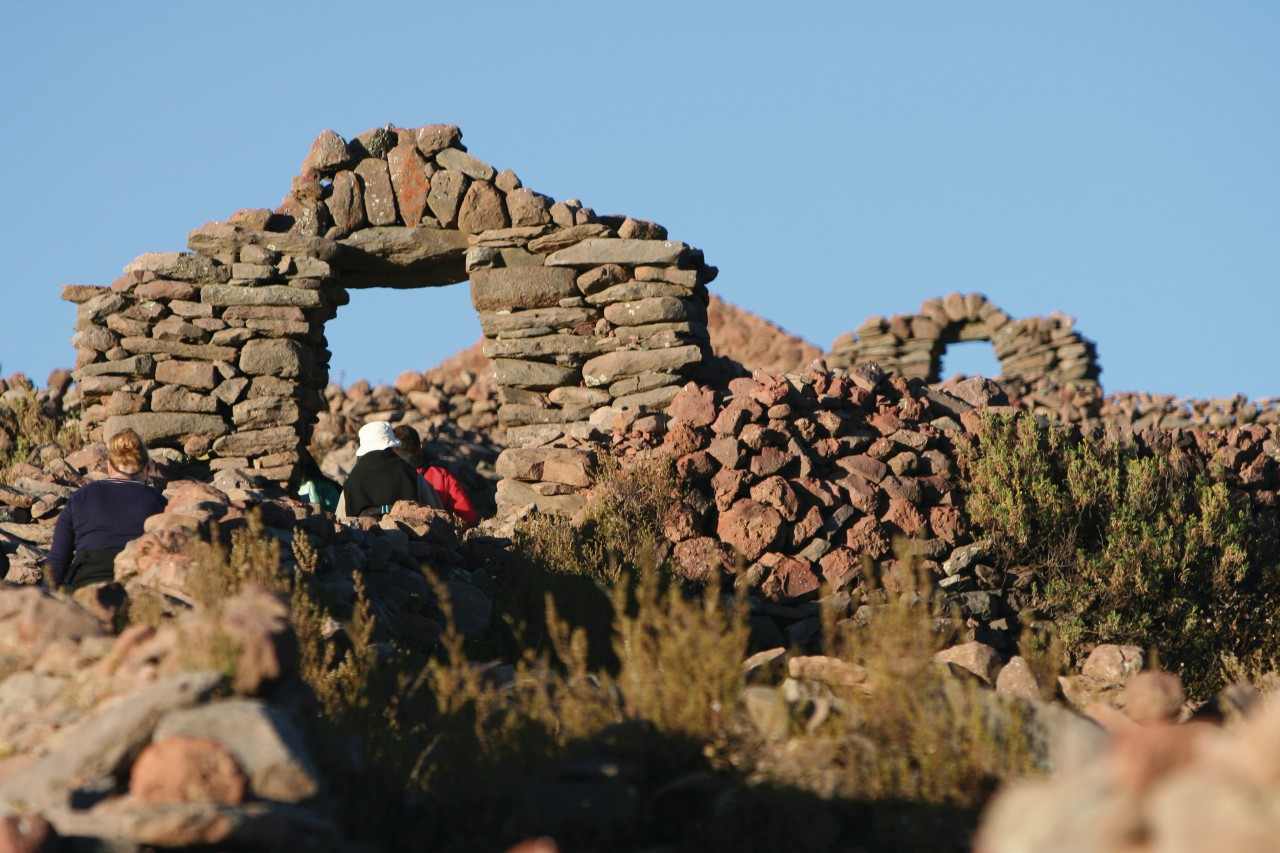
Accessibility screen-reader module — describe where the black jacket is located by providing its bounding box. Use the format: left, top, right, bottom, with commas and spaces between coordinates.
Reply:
340, 449, 427, 518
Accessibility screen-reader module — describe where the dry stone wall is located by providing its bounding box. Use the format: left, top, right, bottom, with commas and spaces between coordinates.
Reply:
830, 292, 1101, 388
64, 123, 717, 514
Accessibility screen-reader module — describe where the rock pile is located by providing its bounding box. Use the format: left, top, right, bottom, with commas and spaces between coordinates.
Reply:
0, 584, 337, 849
557, 366, 1011, 648
551, 364, 1280, 657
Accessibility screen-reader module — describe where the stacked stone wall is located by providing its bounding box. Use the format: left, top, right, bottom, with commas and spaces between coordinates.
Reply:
64, 123, 717, 514
829, 292, 1101, 389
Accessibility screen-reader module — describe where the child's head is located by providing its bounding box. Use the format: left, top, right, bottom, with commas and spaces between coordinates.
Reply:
392, 425, 422, 460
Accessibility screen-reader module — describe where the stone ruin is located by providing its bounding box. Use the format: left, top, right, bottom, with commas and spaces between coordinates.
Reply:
829, 292, 1101, 389
63, 123, 717, 514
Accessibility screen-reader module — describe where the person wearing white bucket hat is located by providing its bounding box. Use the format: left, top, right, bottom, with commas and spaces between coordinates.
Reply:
336, 422, 442, 518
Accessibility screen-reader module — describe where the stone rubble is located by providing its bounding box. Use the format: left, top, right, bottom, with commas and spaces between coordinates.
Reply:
0, 585, 338, 849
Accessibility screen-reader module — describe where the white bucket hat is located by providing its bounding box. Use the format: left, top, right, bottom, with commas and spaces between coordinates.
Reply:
355, 422, 401, 457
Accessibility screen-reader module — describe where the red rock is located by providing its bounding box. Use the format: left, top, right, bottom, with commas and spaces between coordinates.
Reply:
870, 411, 904, 435
749, 446, 791, 478
787, 479, 832, 509
899, 395, 927, 421
740, 423, 782, 452
839, 476, 881, 515
845, 517, 891, 560
711, 469, 750, 512
672, 537, 733, 582
135, 280, 199, 301
667, 383, 718, 428
866, 437, 896, 460
885, 494, 926, 535
749, 371, 792, 407
881, 476, 925, 503
130, 735, 248, 805
661, 421, 704, 457
676, 450, 716, 482
717, 499, 785, 561
761, 555, 819, 602
662, 505, 702, 542
387, 143, 432, 226
457, 181, 508, 234
818, 547, 862, 591
749, 476, 799, 521
836, 454, 888, 485
789, 505, 824, 546
711, 398, 763, 435
929, 505, 965, 542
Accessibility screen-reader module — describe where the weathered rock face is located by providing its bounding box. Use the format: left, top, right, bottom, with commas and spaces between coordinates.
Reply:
64, 122, 717, 507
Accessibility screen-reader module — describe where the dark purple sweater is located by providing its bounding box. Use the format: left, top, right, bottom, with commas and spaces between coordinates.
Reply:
47, 478, 167, 585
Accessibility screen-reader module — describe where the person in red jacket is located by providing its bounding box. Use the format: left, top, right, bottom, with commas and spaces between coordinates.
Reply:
392, 425, 480, 528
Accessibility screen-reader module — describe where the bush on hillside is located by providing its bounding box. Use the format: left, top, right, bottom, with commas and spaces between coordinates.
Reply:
959, 413, 1280, 699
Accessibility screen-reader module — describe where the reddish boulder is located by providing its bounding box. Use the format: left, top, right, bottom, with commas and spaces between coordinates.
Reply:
717, 500, 785, 562
667, 383, 718, 428
881, 498, 928, 537
130, 736, 248, 805
760, 555, 820, 602
818, 547, 862, 591
845, 517, 891, 561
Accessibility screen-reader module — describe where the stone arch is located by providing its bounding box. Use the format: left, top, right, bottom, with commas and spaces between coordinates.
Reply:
63, 123, 717, 514
827, 292, 1101, 388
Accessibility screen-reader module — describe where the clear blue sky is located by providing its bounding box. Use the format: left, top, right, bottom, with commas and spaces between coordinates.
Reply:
2, 2, 1276, 398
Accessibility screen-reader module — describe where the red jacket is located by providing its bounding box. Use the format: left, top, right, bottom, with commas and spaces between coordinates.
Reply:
417, 465, 479, 527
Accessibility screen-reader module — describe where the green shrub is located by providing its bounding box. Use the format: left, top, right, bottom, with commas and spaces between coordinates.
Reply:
960, 413, 1280, 698
0, 384, 81, 481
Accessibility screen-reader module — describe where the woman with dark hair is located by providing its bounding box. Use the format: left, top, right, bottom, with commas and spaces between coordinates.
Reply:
392, 425, 479, 528
46, 428, 167, 591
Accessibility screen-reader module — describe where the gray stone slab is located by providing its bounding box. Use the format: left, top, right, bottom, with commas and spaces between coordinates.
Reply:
471, 267, 578, 312
582, 345, 702, 387
104, 413, 230, 444
200, 285, 322, 308
546, 238, 690, 267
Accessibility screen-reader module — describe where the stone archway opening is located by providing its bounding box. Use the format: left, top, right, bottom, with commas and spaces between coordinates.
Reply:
324, 284, 480, 389
938, 339, 1002, 382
